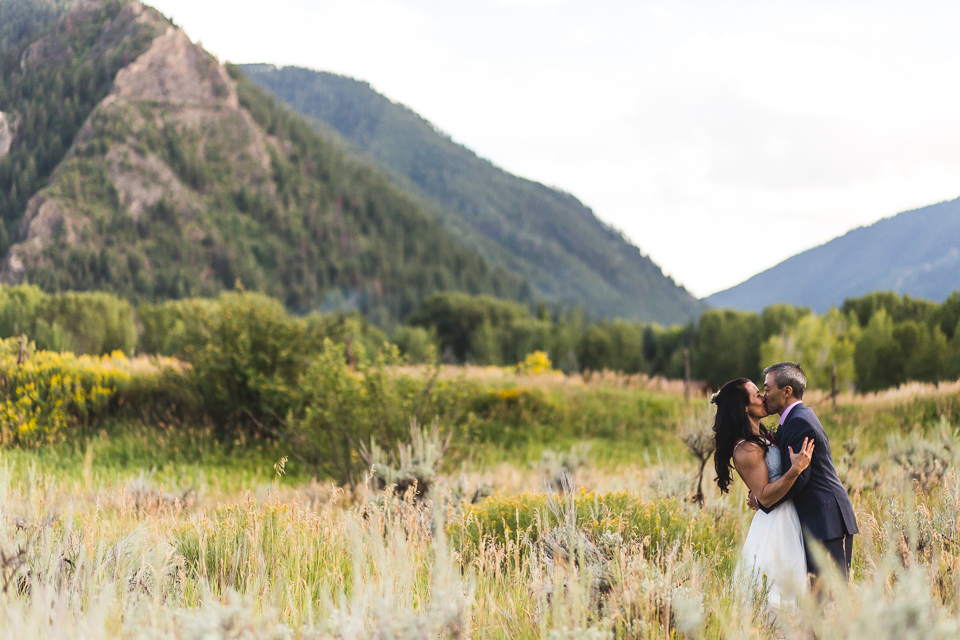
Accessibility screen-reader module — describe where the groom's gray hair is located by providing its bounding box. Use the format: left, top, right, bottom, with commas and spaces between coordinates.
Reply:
762, 362, 806, 399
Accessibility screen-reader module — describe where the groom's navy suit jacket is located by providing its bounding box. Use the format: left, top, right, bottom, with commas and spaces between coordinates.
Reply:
758, 403, 858, 542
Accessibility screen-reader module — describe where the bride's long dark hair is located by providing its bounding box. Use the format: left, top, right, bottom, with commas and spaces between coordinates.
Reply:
712, 377, 772, 494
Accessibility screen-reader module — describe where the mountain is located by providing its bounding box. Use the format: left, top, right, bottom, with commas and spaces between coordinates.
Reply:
706, 198, 960, 312
238, 64, 704, 325
0, 0, 528, 322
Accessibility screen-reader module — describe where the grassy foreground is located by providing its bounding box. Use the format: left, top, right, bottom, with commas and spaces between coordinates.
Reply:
2, 372, 960, 638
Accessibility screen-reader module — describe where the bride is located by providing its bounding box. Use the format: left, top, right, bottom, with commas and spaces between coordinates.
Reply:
712, 377, 813, 610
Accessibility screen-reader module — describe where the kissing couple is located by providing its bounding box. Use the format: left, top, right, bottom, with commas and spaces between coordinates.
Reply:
711, 362, 859, 610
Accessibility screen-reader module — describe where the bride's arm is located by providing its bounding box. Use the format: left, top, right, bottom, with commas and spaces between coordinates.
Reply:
734, 438, 815, 508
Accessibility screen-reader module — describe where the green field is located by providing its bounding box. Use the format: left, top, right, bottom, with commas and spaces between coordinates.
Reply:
1, 360, 959, 639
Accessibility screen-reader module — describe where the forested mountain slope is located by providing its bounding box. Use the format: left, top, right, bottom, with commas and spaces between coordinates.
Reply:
707, 197, 960, 312
0, 0, 527, 322
239, 64, 704, 324
0, 0, 78, 55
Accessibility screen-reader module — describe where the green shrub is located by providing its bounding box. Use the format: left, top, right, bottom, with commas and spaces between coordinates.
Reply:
282, 340, 471, 485
135, 297, 221, 356
177, 291, 320, 435
302, 311, 388, 359
35, 290, 138, 355
0, 284, 136, 355
0, 284, 46, 342
392, 325, 438, 364
137, 292, 395, 438
464, 386, 557, 445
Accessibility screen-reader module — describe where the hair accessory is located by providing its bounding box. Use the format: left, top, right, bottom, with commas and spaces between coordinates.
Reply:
709, 391, 719, 404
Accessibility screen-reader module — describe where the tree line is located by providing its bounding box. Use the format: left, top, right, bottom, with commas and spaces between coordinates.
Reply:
406, 290, 960, 393
0, 283, 956, 394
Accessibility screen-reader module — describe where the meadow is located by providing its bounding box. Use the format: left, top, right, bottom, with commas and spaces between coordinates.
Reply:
1, 351, 960, 640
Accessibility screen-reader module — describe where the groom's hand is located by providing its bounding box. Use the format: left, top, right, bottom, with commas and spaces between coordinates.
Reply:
788, 437, 816, 473
746, 491, 759, 511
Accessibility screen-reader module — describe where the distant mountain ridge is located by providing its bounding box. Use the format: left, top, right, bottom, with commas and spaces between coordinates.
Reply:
239, 64, 704, 324
706, 197, 960, 312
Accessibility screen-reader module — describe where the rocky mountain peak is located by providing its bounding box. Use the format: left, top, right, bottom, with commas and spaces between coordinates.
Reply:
108, 24, 238, 109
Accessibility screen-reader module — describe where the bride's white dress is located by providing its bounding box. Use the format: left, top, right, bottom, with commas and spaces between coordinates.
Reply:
736, 444, 807, 610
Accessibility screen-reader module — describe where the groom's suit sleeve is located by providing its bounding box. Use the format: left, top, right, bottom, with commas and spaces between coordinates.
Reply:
755, 417, 815, 513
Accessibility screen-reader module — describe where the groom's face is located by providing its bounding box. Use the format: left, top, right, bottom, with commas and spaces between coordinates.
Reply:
763, 372, 789, 415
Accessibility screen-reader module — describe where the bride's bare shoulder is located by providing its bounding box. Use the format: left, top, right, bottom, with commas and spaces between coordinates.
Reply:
732, 440, 764, 466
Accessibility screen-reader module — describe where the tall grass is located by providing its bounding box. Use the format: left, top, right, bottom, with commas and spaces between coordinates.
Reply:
3, 376, 960, 637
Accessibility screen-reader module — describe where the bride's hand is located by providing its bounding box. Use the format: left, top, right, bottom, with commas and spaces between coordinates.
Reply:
787, 437, 815, 473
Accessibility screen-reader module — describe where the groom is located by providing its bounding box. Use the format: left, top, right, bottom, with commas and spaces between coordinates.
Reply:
751, 362, 859, 578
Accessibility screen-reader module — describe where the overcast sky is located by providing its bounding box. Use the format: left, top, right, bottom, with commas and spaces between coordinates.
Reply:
147, 0, 960, 298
